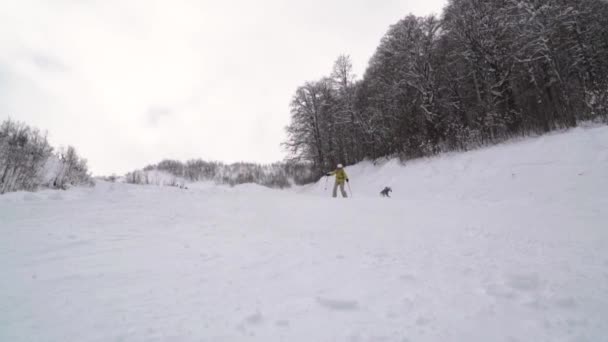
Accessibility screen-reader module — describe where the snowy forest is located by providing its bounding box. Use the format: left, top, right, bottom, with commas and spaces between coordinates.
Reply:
284, 0, 608, 172
125, 159, 316, 189
0, 116, 316, 192
0, 119, 93, 194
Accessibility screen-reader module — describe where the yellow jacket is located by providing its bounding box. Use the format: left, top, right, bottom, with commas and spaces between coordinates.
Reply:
328, 169, 349, 184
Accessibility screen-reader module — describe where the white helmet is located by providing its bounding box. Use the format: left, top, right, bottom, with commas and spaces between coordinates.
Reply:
337, 164, 343, 169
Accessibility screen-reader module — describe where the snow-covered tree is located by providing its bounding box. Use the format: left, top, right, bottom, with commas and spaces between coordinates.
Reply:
0, 119, 92, 194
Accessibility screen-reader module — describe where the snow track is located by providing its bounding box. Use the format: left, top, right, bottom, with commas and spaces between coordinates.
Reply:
2, 126, 608, 341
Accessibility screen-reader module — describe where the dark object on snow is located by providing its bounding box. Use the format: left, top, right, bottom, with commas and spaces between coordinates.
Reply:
380, 187, 392, 197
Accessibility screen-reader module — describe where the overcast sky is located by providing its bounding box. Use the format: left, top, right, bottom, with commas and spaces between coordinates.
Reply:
0, 0, 447, 175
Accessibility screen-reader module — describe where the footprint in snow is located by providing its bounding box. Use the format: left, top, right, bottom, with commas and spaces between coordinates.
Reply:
316, 297, 359, 311
485, 273, 543, 301
386, 312, 399, 319
554, 297, 577, 309
22, 193, 40, 201
275, 320, 290, 328
484, 283, 517, 299
399, 274, 417, 283
401, 298, 414, 310
416, 316, 432, 326
245, 312, 263, 325
49, 192, 64, 201
506, 273, 541, 292
461, 267, 474, 276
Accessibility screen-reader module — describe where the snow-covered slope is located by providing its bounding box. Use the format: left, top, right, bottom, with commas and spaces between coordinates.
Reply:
2, 126, 607, 342
306, 125, 608, 204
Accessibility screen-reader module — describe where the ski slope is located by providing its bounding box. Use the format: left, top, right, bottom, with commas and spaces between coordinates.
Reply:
2, 126, 608, 342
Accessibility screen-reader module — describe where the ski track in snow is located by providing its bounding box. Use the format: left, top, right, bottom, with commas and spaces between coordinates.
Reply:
1, 126, 608, 342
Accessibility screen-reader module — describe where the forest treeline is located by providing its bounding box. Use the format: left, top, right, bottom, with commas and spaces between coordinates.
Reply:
284, 0, 608, 172
125, 159, 316, 189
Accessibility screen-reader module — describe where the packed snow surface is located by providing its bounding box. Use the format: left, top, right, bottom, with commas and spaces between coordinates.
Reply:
2, 126, 608, 342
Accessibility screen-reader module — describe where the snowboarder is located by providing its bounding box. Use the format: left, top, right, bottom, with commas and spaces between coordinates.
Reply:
326, 164, 349, 198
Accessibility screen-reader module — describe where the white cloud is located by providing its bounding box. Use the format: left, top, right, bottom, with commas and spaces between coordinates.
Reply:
0, 0, 447, 175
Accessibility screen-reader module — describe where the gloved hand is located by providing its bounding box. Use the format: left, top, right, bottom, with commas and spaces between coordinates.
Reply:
346, 179, 350, 182
326, 173, 331, 176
